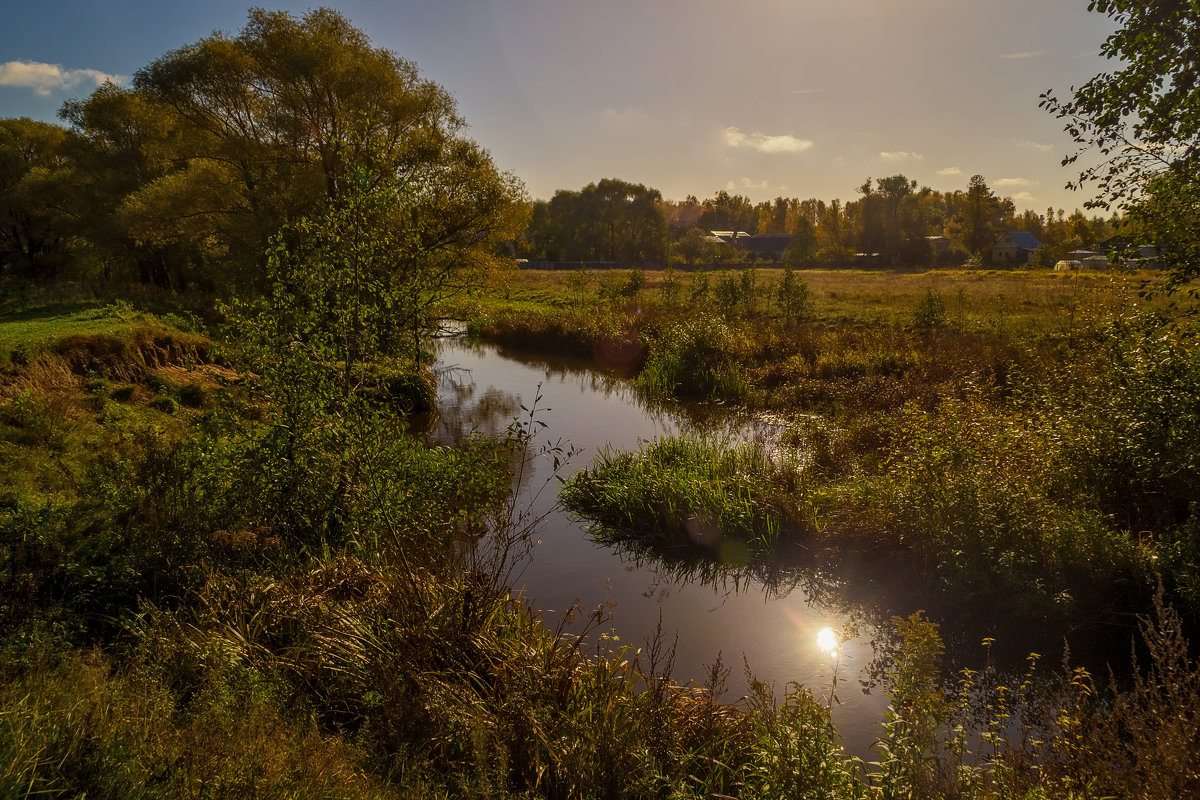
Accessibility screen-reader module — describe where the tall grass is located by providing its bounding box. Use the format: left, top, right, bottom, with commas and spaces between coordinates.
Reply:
634, 316, 752, 402
5, 281, 1200, 798
562, 434, 813, 556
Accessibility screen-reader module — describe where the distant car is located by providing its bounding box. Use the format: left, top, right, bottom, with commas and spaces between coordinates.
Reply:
1053, 260, 1082, 272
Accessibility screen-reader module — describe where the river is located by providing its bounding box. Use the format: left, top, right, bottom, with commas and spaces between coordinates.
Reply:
430, 332, 891, 757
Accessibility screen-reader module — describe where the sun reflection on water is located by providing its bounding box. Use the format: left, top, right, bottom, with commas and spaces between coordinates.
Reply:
816, 626, 839, 656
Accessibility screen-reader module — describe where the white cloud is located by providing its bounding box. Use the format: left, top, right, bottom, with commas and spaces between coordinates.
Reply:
790, 88, 822, 95
724, 127, 813, 154
0, 60, 124, 96
937, 166, 962, 176
999, 51, 1041, 59
995, 177, 1038, 188
1010, 191, 1038, 204
880, 151, 923, 161
1016, 139, 1054, 152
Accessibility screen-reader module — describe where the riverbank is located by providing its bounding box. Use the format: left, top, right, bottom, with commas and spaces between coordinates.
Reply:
454, 267, 1196, 631
2, 280, 1198, 798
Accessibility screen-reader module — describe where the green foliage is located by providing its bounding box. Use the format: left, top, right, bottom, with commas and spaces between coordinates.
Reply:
1054, 313, 1200, 534
147, 395, 179, 414
51, 7, 527, 292
739, 267, 759, 316
520, 178, 667, 263
658, 264, 681, 308
0, 647, 397, 799
622, 266, 647, 297
1041, 1, 1200, 289
562, 434, 811, 556
0, 118, 79, 280
865, 394, 1149, 611
222, 156, 511, 555
775, 265, 811, 325
688, 267, 711, 303
565, 266, 592, 307
675, 227, 720, 265
714, 271, 743, 319
635, 316, 750, 401
873, 611, 952, 798
911, 288, 947, 333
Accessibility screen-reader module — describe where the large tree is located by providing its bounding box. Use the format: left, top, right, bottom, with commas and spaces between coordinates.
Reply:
0, 118, 78, 278
62, 7, 526, 291
1041, 1, 1200, 288
854, 175, 932, 267
522, 178, 666, 263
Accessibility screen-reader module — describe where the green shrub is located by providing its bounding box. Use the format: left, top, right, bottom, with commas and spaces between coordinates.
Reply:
144, 372, 177, 397
562, 434, 810, 554
110, 384, 136, 402
860, 395, 1149, 613
374, 367, 437, 413
636, 316, 751, 402
148, 395, 179, 415
912, 287, 947, 333
177, 381, 210, 409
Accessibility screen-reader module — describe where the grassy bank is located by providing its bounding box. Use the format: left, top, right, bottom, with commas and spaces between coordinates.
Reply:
2, 282, 1199, 798
462, 267, 1198, 629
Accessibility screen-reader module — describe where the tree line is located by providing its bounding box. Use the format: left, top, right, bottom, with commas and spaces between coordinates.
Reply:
516, 174, 1126, 269
2, 2, 1196, 289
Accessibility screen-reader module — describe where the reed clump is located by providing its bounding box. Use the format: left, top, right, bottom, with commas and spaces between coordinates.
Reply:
562, 434, 813, 556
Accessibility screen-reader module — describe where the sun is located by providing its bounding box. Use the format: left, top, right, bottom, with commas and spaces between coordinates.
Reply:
816, 626, 839, 655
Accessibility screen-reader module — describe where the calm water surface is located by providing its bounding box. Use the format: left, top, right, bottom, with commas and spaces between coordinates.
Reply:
431, 334, 891, 756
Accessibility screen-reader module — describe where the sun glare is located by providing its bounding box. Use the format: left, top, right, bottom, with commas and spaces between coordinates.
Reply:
816, 626, 838, 655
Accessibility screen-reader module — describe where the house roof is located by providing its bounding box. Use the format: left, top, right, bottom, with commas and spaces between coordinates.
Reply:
1000, 231, 1041, 250
734, 233, 791, 253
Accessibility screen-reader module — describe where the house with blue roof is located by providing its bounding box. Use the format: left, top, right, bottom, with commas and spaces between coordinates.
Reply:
992, 231, 1041, 266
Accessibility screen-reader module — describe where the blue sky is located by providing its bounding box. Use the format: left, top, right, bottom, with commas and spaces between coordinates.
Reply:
0, 0, 1119, 213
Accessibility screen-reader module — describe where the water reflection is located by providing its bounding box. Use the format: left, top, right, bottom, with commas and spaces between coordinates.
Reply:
429, 331, 892, 755
817, 627, 839, 656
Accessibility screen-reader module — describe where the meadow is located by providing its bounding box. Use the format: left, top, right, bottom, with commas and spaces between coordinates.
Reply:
1, 267, 1197, 798
463, 264, 1197, 640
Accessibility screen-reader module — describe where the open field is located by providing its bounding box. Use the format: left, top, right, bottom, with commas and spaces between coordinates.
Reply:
471, 266, 1157, 332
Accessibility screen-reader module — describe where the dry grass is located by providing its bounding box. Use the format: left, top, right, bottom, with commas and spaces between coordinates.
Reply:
482, 266, 1158, 332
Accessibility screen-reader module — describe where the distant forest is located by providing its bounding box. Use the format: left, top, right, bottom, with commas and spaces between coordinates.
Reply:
515, 175, 1126, 270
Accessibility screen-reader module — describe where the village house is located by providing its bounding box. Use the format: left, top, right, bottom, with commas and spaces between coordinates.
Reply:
992, 231, 1041, 265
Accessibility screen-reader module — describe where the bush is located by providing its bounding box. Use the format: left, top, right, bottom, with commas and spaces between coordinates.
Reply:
636, 316, 751, 402
561, 434, 811, 555
148, 395, 179, 415
912, 288, 947, 333
177, 381, 210, 409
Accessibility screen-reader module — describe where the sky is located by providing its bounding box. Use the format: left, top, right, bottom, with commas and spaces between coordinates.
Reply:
0, 0, 1120, 214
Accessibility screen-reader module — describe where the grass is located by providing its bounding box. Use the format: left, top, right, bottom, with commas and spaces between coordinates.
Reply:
465, 267, 1200, 630
2, 278, 1199, 798
0, 300, 189, 354
453, 265, 1152, 333
562, 434, 812, 557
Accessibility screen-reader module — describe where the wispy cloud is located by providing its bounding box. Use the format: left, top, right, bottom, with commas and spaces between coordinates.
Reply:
790, 88, 822, 95
880, 151, 923, 161
999, 51, 1041, 60
995, 177, 1038, 188
1016, 139, 1053, 152
937, 166, 962, 176
727, 177, 770, 192
725, 127, 813, 154
0, 60, 124, 96
1010, 191, 1038, 204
